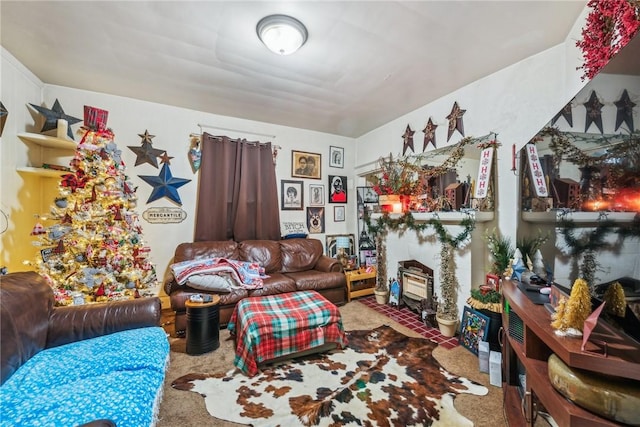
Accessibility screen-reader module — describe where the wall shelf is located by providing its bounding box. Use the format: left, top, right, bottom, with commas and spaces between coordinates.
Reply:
522, 211, 637, 224
18, 132, 77, 150
371, 211, 494, 224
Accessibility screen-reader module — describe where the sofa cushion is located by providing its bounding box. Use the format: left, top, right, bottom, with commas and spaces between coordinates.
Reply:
279, 238, 323, 273
247, 273, 297, 297
238, 240, 282, 273
0, 271, 54, 386
175, 240, 239, 263
286, 270, 347, 291
0, 327, 169, 427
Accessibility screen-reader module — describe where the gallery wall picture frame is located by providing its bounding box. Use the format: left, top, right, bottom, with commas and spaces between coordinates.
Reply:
325, 234, 356, 259
292, 150, 321, 179
334, 205, 345, 222
329, 146, 344, 168
306, 207, 325, 234
328, 175, 348, 203
309, 184, 324, 206
459, 306, 491, 355
281, 180, 304, 210
357, 186, 379, 204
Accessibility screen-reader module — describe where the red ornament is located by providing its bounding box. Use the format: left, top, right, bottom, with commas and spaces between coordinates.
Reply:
95, 283, 105, 297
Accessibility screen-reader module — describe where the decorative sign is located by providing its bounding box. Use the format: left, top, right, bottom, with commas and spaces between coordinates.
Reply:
474, 147, 494, 199
525, 144, 549, 197
281, 221, 307, 235
142, 207, 187, 224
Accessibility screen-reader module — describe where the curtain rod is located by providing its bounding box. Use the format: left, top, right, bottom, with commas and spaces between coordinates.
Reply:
197, 123, 276, 139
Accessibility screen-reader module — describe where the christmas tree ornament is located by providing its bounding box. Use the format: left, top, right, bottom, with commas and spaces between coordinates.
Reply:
401, 124, 415, 155
446, 101, 466, 141
614, 89, 636, 132
422, 117, 437, 151
55, 198, 68, 208
83, 105, 109, 131
28, 99, 82, 139
138, 163, 191, 205
31, 222, 46, 235
583, 90, 604, 134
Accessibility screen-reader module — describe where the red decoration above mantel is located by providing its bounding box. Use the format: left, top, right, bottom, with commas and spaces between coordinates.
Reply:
576, 0, 640, 81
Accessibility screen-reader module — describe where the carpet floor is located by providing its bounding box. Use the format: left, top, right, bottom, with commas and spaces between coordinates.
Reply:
157, 298, 509, 427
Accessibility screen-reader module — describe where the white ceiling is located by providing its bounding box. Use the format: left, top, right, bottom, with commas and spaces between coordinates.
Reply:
3, 0, 634, 139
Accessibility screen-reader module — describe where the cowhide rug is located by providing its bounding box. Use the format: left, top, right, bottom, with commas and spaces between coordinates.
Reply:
172, 325, 487, 426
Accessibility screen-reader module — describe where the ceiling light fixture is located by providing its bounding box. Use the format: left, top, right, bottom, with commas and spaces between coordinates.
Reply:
257, 14, 308, 56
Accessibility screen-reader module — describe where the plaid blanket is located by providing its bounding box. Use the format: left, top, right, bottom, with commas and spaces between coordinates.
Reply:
228, 291, 347, 376
170, 257, 267, 289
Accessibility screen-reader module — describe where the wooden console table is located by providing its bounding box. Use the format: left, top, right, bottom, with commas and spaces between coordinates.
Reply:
501, 279, 640, 426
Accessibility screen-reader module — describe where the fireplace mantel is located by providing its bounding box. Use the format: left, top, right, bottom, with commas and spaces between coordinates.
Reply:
371, 210, 494, 224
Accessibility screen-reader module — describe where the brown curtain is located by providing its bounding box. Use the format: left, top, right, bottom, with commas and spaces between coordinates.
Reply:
194, 133, 281, 241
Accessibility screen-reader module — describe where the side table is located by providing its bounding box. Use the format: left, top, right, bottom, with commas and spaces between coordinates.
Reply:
185, 295, 221, 355
345, 268, 377, 302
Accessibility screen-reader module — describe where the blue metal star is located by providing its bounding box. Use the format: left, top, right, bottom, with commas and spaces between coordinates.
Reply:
28, 99, 82, 140
511, 258, 527, 282
138, 163, 191, 205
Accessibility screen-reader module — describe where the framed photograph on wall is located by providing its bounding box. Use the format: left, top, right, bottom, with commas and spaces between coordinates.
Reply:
325, 234, 356, 258
309, 184, 324, 206
281, 180, 303, 210
306, 207, 325, 234
292, 150, 321, 179
328, 175, 347, 203
459, 306, 490, 355
329, 146, 344, 168
334, 206, 345, 222
357, 186, 379, 204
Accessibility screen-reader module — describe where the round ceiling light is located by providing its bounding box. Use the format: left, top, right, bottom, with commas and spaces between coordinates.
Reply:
257, 14, 308, 55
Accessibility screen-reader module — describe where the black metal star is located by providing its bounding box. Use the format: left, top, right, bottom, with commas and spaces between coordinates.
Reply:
583, 90, 604, 134
28, 99, 82, 140
128, 142, 165, 168
0, 102, 7, 137
422, 118, 438, 151
446, 101, 466, 141
138, 163, 191, 205
551, 100, 574, 127
402, 125, 415, 155
614, 89, 636, 132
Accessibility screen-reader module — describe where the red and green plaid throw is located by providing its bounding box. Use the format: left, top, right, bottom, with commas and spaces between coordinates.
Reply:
228, 290, 347, 376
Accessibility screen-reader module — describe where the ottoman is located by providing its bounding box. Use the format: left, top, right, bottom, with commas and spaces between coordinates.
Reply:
228, 290, 347, 376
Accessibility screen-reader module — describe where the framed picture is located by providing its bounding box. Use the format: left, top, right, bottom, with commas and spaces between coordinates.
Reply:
328, 175, 347, 203
292, 150, 321, 179
325, 234, 356, 258
334, 206, 345, 222
329, 146, 344, 168
309, 184, 324, 206
486, 273, 500, 291
357, 186, 379, 204
459, 306, 491, 355
306, 207, 325, 233
281, 180, 303, 210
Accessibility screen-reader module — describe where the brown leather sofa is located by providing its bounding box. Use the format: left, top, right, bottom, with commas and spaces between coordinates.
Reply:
164, 238, 347, 334
0, 271, 167, 427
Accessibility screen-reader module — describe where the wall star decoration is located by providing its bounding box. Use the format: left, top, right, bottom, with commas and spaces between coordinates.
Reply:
583, 90, 604, 134
446, 101, 466, 141
28, 99, 82, 140
159, 151, 174, 165
402, 124, 415, 155
551, 100, 574, 127
422, 118, 437, 151
614, 89, 636, 132
138, 163, 191, 205
128, 129, 165, 168
0, 101, 7, 137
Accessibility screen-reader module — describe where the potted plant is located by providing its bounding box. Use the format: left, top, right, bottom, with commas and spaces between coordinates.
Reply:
485, 229, 515, 278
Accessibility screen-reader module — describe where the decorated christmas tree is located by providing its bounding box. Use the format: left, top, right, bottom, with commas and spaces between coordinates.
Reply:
29, 106, 157, 305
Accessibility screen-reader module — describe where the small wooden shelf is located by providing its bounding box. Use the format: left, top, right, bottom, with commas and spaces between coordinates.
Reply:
345, 268, 377, 302
16, 166, 69, 178
18, 132, 77, 150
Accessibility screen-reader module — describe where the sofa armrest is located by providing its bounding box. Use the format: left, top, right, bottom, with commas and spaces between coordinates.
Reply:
315, 255, 343, 273
164, 272, 181, 296
46, 297, 162, 349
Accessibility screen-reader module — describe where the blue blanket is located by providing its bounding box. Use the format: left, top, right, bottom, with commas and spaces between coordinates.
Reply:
0, 327, 169, 427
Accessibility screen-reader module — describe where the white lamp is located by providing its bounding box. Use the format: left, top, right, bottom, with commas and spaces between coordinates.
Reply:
257, 14, 308, 55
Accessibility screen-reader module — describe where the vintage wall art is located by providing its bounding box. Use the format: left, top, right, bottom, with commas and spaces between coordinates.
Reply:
292, 150, 321, 179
